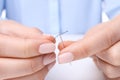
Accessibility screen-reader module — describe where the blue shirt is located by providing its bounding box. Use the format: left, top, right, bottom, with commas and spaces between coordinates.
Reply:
0, 0, 120, 34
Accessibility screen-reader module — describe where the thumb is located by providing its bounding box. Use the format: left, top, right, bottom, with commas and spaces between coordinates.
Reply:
58, 41, 75, 50
58, 15, 120, 64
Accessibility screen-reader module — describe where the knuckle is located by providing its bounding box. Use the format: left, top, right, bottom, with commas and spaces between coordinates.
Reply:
105, 34, 113, 47
23, 39, 34, 58
0, 20, 15, 33
105, 72, 116, 79
23, 39, 30, 58
104, 29, 116, 47
29, 60, 36, 73
29, 57, 43, 73
107, 47, 120, 66
23, 39, 39, 58
104, 65, 116, 78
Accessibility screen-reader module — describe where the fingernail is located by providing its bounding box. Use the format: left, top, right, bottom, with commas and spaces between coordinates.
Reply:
48, 61, 56, 70
39, 43, 55, 54
58, 52, 74, 64
43, 54, 56, 65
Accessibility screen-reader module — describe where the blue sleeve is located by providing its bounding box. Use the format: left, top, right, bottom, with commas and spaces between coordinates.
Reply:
103, 0, 120, 19
0, 0, 4, 17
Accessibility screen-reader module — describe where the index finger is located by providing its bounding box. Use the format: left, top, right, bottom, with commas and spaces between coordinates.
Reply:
0, 20, 55, 43
0, 34, 55, 58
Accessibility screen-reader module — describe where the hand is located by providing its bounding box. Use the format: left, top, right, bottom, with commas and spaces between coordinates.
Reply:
58, 15, 120, 79
0, 20, 56, 80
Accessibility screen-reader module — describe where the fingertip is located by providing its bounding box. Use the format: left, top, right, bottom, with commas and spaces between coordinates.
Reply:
43, 34, 56, 43
58, 41, 75, 50
58, 52, 74, 64
58, 42, 64, 50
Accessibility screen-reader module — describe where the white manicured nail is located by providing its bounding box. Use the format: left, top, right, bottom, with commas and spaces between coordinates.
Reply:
39, 43, 55, 54
58, 52, 74, 64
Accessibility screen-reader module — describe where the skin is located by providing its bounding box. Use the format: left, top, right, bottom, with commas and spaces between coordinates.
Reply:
0, 20, 56, 80
58, 15, 120, 80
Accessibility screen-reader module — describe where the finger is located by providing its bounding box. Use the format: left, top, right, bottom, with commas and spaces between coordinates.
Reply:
92, 56, 120, 79
58, 15, 120, 64
97, 57, 120, 79
96, 41, 120, 66
91, 55, 101, 70
47, 61, 56, 70
6, 66, 48, 80
7, 61, 56, 80
84, 22, 108, 38
58, 41, 75, 50
43, 53, 56, 65
43, 34, 56, 43
0, 53, 55, 79
0, 20, 56, 43
0, 20, 42, 37
104, 74, 120, 80
0, 34, 55, 58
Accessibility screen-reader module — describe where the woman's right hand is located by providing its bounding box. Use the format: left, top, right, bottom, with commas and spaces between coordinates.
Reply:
0, 20, 56, 80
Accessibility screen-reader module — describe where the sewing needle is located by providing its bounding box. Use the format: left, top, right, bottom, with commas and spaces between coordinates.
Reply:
56, 31, 72, 65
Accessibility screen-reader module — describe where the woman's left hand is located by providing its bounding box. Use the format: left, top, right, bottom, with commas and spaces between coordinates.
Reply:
0, 20, 56, 80
58, 15, 120, 80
